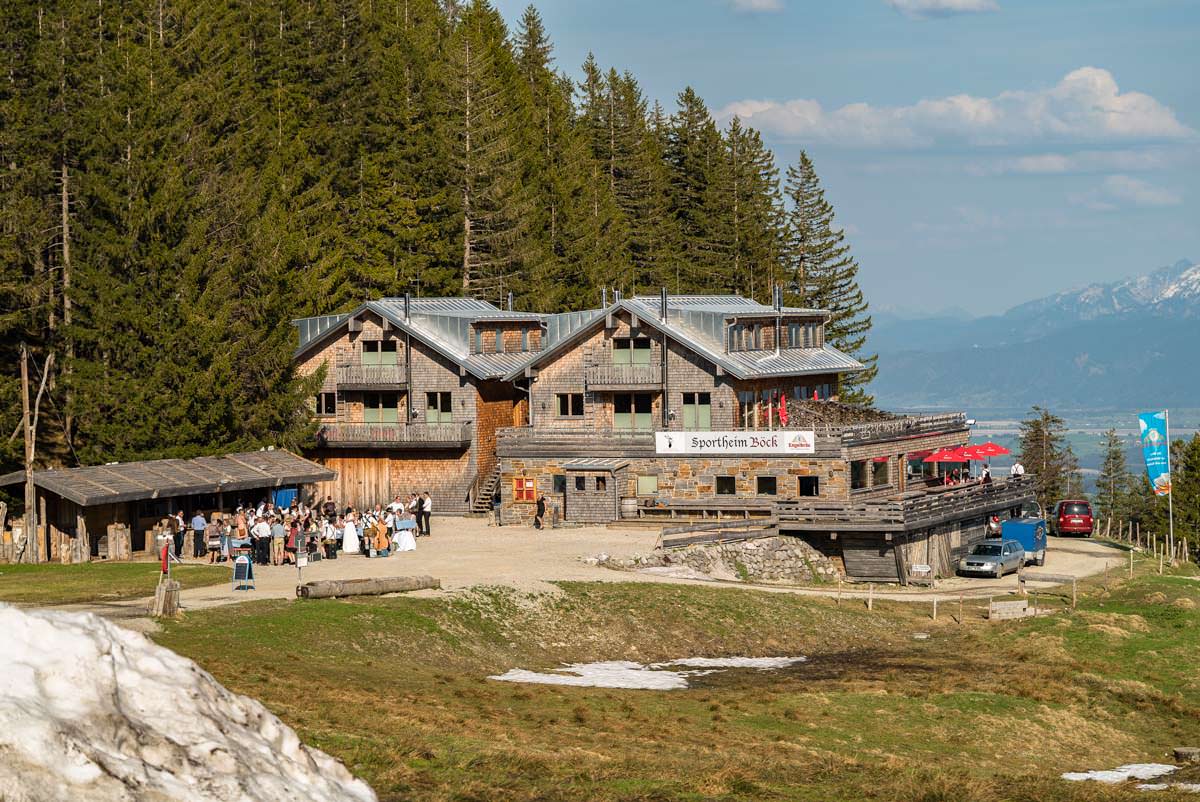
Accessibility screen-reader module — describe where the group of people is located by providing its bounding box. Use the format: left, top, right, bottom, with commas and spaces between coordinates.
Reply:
165, 490, 435, 566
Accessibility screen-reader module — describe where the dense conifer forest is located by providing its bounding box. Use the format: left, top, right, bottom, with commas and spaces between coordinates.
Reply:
0, 0, 874, 471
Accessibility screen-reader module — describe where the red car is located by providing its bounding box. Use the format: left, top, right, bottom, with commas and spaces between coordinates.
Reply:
1051, 500, 1094, 537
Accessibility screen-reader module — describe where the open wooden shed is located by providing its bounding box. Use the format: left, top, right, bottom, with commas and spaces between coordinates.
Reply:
0, 449, 335, 563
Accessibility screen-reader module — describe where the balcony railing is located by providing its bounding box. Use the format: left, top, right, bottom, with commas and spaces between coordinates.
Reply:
335, 363, 407, 390
316, 421, 472, 448
585, 364, 663, 390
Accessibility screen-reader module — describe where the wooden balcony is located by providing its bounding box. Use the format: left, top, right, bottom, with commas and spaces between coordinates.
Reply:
585, 364, 663, 391
776, 476, 1037, 532
316, 421, 472, 449
335, 363, 407, 390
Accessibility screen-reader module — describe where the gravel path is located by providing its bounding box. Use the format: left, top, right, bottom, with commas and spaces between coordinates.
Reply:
67, 519, 1129, 622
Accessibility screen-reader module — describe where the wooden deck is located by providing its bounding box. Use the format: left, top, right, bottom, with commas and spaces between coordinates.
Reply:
316, 422, 473, 448
335, 363, 407, 390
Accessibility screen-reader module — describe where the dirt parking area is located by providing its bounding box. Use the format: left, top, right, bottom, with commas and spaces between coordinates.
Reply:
115, 521, 1128, 614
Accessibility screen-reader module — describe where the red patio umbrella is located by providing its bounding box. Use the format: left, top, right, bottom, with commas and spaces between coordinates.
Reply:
973, 442, 1011, 457
923, 448, 966, 463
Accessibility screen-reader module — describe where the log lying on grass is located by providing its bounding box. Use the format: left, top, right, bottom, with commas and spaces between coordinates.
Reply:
297, 575, 441, 599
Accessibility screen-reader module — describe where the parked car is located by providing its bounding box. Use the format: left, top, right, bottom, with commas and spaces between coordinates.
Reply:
1002, 517, 1047, 566
1051, 500, 1094, 537
958, 540, 1025, 578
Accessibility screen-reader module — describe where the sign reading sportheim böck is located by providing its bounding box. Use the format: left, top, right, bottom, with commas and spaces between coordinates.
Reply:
654, 430, 816, 455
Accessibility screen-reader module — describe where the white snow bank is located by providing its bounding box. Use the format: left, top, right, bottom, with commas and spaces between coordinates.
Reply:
489, 657, 806, 690
0, 603, 377, 802
1062, 764, 1178, 783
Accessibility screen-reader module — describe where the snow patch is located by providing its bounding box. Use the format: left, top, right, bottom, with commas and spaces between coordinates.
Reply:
0, 603, 376, 802
1062, 763, 1177, 783
489, 657, 806, 690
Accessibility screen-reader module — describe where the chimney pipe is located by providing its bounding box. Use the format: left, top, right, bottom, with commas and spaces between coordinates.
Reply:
660, 286, 668, 321
602, 287, 608, 307
614, 289, 622, 303
507, 291, 513, 311
404, 292, 411, 321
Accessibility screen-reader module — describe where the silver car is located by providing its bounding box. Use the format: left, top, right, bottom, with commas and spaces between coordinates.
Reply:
959, 540, 1025, 578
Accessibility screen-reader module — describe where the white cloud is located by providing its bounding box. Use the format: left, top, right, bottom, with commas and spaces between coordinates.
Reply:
887, 0, 997, 19
1101, 175, 1182, 207
966, 147, 1178, 176
718, 67, 1195, 148
730, 0, 783, 11
1070, 175, 1182, 211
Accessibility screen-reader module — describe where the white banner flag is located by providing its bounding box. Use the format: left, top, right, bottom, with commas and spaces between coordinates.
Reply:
655, 430, 815, 455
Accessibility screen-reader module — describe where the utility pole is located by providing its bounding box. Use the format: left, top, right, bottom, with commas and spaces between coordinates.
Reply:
20, 346, 38, 563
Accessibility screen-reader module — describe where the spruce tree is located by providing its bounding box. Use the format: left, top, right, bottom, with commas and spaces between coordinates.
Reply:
1095, 428, 1133, 524
665, 87, 724, 292
783, 151, 876, 403
1017, 406, 1080, 515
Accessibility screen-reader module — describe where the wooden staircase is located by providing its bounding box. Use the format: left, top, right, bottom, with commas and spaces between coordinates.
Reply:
471, 465, 502, 515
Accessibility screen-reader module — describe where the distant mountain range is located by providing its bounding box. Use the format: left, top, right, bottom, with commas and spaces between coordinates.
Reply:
871, 259, 1200, 411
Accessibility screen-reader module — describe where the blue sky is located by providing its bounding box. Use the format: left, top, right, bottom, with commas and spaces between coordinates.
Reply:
493, 0, 1200, 316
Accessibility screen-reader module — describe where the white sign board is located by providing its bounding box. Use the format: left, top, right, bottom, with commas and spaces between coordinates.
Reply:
655, 430, 816, 455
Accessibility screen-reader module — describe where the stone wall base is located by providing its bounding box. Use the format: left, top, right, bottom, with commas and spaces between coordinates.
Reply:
597, 535, 840, 585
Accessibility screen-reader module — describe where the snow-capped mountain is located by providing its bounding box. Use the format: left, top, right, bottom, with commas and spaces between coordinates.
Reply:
871, 258, 1200, 410
1005, 259, 1200, 323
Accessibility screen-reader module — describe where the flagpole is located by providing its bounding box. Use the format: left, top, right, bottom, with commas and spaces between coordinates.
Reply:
1167, 408, 1175, 561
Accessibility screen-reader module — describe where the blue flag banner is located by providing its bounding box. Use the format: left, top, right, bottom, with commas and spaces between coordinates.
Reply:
1138, 411, 1171, 496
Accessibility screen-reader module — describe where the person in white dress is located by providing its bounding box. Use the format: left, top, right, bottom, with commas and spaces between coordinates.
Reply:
341, 514, 360, 555
393, 517, 417, 552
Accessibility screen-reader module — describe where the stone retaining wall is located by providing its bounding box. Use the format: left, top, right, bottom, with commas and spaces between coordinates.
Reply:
597, 535, 840, 585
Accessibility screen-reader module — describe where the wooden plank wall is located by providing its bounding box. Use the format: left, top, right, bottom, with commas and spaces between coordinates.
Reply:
840, 533, 900, 581
311, 452, 391, 511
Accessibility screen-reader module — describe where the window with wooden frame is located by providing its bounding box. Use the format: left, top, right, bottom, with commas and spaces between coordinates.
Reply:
574, 476, 586, 491
851, 460, 869, 490
552, 475, 566, 494
556, 393, 584, 417
872, 458, 890, 487
363, 392, 400, 424
521, 329, 529, 352
681, 392, 711, 430
612, 337, 652, 366
513, 477, 536, 502
316, 392, 337, 417
474, 328, 483, 354
595, 475, 607, 492
798, 476, 820, 497
361, 340, 398, 366
494, 328, 505, 353
425, 391, 453, 424
614, 393, 653, 430
636, 475, 658, 496
716, 476, 736, 495
756, 476, 777, 495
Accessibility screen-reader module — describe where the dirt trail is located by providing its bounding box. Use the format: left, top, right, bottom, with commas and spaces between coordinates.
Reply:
73, 520, 1127, 622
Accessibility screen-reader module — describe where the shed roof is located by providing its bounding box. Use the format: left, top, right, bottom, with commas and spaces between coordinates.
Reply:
562, 458, 630, 472
0, 450, 335, 507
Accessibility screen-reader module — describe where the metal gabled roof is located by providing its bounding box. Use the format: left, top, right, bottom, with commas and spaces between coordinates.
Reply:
293, 298, 543, 381
724, 345, 865, 377
505, 299, 863, 382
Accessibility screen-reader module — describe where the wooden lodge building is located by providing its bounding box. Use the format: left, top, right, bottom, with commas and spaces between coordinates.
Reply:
0, 450, 333, 563
294, 290, 1037, 583
292, 296, 541, 512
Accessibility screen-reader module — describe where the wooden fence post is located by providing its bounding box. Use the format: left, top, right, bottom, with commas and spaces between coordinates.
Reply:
932, 597, 938, 621
1129, 548, 1134, 578
867, 583, 874, 611
1071, 578, 1077, 609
